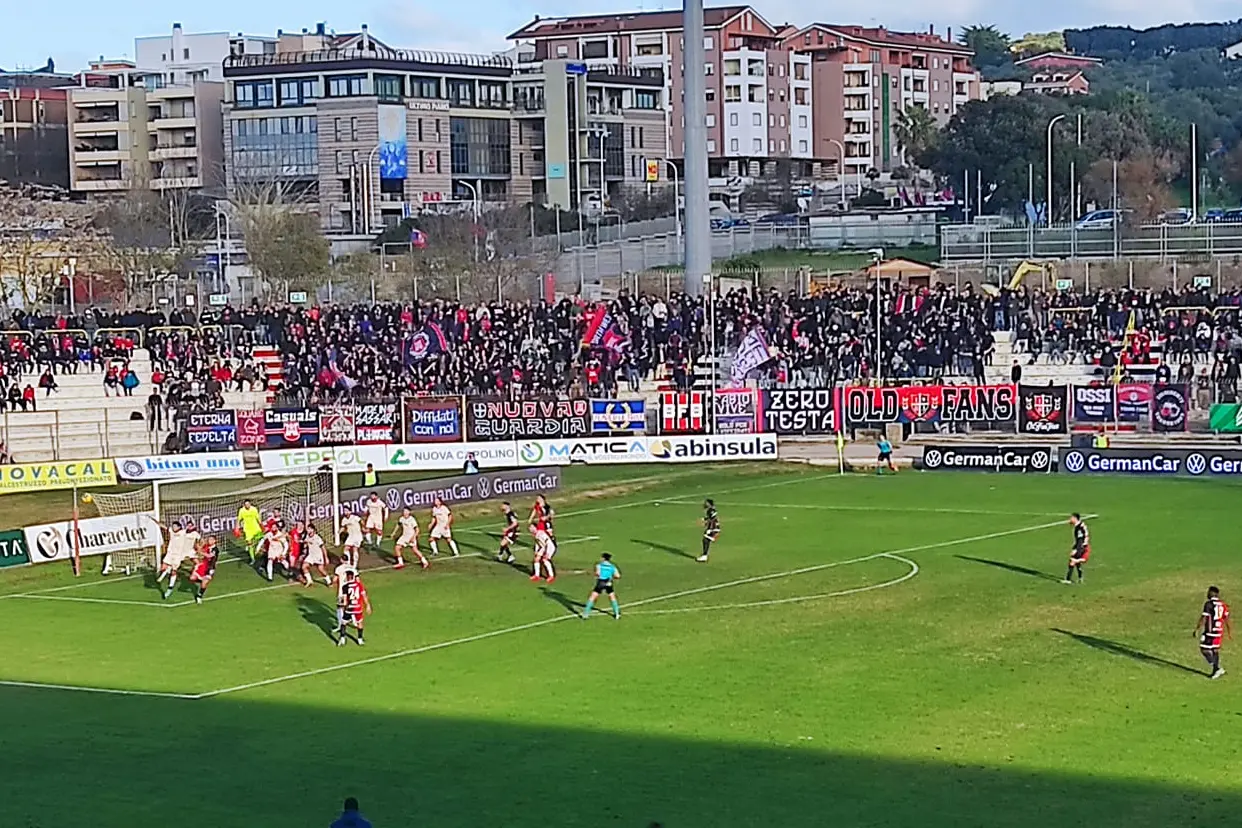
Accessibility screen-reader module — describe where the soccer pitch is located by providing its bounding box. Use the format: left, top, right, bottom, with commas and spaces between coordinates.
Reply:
2, 464, 1240, 827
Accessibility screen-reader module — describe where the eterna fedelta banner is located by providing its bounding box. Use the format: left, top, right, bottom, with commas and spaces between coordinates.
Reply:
0, 460, 117, 494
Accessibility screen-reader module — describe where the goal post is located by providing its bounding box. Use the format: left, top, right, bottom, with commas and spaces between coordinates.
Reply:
88, 471, 337, 573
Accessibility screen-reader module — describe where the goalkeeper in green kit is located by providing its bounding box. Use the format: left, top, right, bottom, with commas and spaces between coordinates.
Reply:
235, 499, 264, 561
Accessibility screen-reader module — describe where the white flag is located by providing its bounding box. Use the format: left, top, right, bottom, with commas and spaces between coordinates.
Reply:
730, 327, 772, 387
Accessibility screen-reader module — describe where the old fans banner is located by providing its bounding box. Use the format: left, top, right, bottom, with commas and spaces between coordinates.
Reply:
842, 384, 1017, 425
1017, 385, 1069, 435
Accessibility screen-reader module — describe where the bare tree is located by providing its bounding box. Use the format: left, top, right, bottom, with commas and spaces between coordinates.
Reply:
229, 177, 330, 300
92, 174, 187, 306
0, 185, 98, 309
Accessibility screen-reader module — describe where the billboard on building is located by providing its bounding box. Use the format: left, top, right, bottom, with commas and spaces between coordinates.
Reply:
378, 105, 408, 180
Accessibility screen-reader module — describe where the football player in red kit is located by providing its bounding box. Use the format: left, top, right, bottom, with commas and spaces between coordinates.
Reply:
188, 536, 220, 605
336, 570, 372, 647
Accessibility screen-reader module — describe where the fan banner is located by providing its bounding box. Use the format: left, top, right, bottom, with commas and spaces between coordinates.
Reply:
1072, 385, 1114, 422
319, 405, 357, 445
660, 391, 705, 433
1152, 384, 1188, 433
714, 388, 761, 434
403, 396, 464, 443
1017, 385, 1069, 435
761, 388, 837, 435
843, 384, 1017, 425
186, 411, 237, 451
356, 402, 398, 443
1116, 383, 1153, 422
263, 407, 321, 448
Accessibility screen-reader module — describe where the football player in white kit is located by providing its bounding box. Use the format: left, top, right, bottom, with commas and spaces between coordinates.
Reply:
530, 526, 557, 584
263, 521, 290, 582
300, 524, 332, 586
340, 512, 364, 566
428, 497, 460, 557
392, 507, 427, 570
363, 493, 388, 548
157, 520, 201, 600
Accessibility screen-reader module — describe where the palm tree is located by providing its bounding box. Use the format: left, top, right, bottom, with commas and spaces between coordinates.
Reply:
956, 24, 1011, 66
893, 106, 939, 165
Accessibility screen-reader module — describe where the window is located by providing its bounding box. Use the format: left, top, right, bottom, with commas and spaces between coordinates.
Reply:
730, 138, 739, 151
375, 74, 404, 102
752, 113, 762, 126
794, 63, 807, 80
729, 113, 738, 126
629, 126, 636, 147
183, 48, 190, 60
278, 77, 319, 107
350, 117, 358, 142
635, 42, 663, 56
932, 58, 939, 69
779, 115, 785, 128
748, 85, 763, 103
705, 63, 713, 75
705, 113, 716, 127
410, 76, 440, 99
447, 79, 475, 108
778, 65, 785, 76
582, 40, 609, 59
768, 139, 774, 153
333, 118, 341, 141
724, 85, 741, 103
932, 80, 939, 92
798, 115, 807, 128
724, 59, 740, 75
752, 138, 762, 152
230, 115, 319, 179
335, 150, 343, 174
417, 118, 424, 142
799, 140, 808, 153
478, 81, 506, 109
634, 90, 660, 109
869, 49, 881, 62
234, 80, 273, 109
768, 114, 774, 127
449, 117, 512, 176
704, 36, 714, 50
638, 127, 645, 147
556, 45, 568, 58
705, 87, 715, 101
327, 75, 367, 97
707, 139, 716, 153
779, 139, 785, 151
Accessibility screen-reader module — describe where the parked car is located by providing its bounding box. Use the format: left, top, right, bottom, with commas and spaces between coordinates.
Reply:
1074, 209, 1124, 230
1158, 208, 1194, 226
710, 217, 750, 230
1203, 208, 1226, 223
754, 213, 801, 226
1220, 208, 1242, 224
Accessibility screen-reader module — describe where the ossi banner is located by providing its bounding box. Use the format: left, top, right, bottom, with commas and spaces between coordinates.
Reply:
590, 399, 646, 433
356, 401, 398, 444
1059, 447, 1242, 477
762, 388, 837, 435
647, 434, 779, 463
264, 407, 320, 448
333, 467, 562, 522
1072, 385, 1114, 422
660, 391, 706, 434
466, 397, 590, 441
403, 396, 463, 443
516, 437, 650, 466
319, 405, 357, 445
116, 452, 246, 481
1210, 403, 1242, 434
1152, 384, 1188, 433
1116, 383, 1153, 422
1017, 385, 1068, 435
0, 460, 117, 494
920, 444, 1053, 473
23, 513, 161, 564
185, 411, 237, 451
843, 385, 1016, 424
713, 388, 761, 435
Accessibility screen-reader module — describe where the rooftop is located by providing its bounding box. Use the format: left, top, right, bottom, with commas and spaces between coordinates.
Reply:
1014, 51, 1103, 67
508, 5, 762, 39
793, 24, 974, 56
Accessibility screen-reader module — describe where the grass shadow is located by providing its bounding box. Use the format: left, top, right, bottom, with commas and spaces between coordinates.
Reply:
294, 593, 338, 642
540, 586, 584, 616
956, 555, 1061, 582
631, 537, 696, 560
1051, 628, 1204, 676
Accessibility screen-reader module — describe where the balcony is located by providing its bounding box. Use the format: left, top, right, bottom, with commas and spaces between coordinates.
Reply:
152, 175, 202, 189
74, 116, 121, 134
151, 115, 196, 131
151, 145, 199, 161
74, 148, 126, 163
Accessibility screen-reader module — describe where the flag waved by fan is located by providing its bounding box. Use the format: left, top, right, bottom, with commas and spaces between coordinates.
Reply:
581, 304, 630, 360
729, 326, 773, 387
409, 227, 428, 249
401, 321, 450, 364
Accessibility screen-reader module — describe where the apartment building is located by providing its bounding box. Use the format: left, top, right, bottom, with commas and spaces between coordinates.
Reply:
221, 24, 668, 235
786, 24, 980, 174
135, 22, 276, 86
0, 64, 73, 188
508, 6, 812, 182
66, 60, 224, 194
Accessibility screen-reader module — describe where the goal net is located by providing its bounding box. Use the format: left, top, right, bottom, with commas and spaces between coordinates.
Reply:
89, 473, 334, 572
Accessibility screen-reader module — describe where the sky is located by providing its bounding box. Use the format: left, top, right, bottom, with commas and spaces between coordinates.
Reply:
4, 1, 1241, 74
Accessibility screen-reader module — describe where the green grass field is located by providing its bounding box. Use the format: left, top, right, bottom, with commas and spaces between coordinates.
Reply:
2, 464, 1240, 827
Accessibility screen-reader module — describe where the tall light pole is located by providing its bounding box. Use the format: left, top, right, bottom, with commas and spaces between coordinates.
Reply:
1191, 122, 1199, 221
659, 158, 682, 264
681, 0, 711, 297
826, 138, 845, 205
364, 144, 381, 235
1046, 113, 1066, 226
458, 180, 482, 263
868, 248, 884, 380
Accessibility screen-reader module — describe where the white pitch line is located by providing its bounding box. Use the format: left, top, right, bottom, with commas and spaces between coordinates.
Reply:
0, 678, 197, 700
668, 501, 1066, 517
627, 553, 920, 616
0, 570, 147, 601
12, 594, 171, 608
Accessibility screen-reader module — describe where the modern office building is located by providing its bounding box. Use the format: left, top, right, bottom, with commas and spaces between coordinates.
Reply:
221, 24, 669, 235
66, 59, 223, 194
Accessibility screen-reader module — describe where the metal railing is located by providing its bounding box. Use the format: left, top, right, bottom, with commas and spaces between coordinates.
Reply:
941, 221, 1242, 262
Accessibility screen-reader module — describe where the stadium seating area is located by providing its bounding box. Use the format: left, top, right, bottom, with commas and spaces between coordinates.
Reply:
0, 284, 1239, 461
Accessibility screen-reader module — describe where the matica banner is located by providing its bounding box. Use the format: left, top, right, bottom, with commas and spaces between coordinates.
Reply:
1017, 385, 1069, 435
762, 388, 837, 435
466, 398, 590, 441
843, 385, 1017, 425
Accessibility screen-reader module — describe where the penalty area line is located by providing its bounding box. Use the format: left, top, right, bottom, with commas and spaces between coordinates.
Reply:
0, 678, 199, 700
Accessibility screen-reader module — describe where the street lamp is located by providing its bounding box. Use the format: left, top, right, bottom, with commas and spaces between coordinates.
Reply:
658, 158, 682, 264
457, 180, 482, 263
1046, 114, 1066, 226
213, 201, 232, 297
364, 144, 382, 235
826, 138, 846, 206
868, 247, 884, 380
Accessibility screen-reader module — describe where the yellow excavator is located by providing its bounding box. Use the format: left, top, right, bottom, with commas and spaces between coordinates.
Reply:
1007, 260, 1056, 290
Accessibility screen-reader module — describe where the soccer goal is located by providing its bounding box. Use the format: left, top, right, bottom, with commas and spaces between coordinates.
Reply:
89, 472, 335, 573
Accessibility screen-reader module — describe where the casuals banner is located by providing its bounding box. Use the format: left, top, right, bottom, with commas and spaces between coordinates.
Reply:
329, 467, 562, 524
403, 396, 463, 443
590, 399, 646, 433
356, 401, 398, 444
319, 405, 357, 445
1210, 403, 1242, 433
516, 437, 650, 466
647, 434, 779, 463
264, 407, 320, 448
0, 460, 116, 494
1152, 384, 1189, 433
761, 388, 838, 435
465, 398, 589, 441
1072, 386, 1114, 422
185, 411, 237, 451
23, 513, 160, 564
1059, 447, 1242, 477
1017, 385, 1069, 435
660, 391, 705, 433
0, 528, 31, 568
843, 385, 1017, 425
713, 388, 761, 435
920, 444, 1053, 473
116, 452, 246, 481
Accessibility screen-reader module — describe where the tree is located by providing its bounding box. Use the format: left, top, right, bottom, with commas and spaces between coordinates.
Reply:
92, 176, 196, 306
229, 178, 330, 299
0, 185, 98, 308
957, 25, 1012, 67
893, 106, 940, 166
